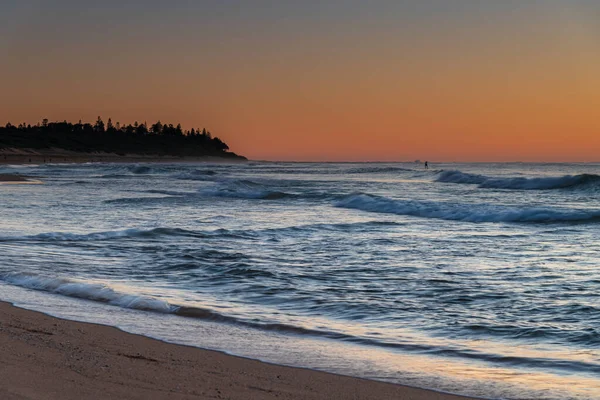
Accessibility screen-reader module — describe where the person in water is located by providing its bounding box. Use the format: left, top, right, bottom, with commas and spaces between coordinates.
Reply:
424, 161, 429, 169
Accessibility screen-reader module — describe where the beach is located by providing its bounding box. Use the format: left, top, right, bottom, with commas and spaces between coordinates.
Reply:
4, 1, 598, 397
0, 301, 471, 400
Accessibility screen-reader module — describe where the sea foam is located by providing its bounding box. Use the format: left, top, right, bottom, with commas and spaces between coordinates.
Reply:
2, 273, 173, 312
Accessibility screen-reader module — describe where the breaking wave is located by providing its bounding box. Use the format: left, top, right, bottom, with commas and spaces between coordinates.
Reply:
2, 273, 173, 312
0, 273, 341, 334
335, 193, 600, 224
436, 170, 600, 190
3, 272, 599, 376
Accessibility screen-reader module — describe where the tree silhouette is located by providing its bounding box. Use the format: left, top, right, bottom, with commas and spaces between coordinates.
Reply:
135, 122, 148, 135
94, 116, 105, 133
106, 118, 116, 133
0, 117, 243, 159
151, 121, 163, 134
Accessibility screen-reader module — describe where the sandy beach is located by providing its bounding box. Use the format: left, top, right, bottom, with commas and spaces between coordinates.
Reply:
0, 301, 474, 400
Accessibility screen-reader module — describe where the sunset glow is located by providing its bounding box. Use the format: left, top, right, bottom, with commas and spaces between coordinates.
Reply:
1, 1, 599, 161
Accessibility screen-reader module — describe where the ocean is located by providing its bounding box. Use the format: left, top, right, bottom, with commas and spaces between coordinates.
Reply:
1, 161, 599, 399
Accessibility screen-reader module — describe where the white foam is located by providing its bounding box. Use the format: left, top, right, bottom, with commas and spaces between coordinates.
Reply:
2, 273, 173, 313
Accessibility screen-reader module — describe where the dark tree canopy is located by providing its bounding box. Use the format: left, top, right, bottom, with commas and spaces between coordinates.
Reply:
0, 117, 244, 159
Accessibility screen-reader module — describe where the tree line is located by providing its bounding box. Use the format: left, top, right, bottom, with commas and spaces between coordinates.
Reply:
0, 117, 244, 158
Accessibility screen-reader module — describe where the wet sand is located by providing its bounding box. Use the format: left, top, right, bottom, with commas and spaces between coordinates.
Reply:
0, 301, 475, 400
0, 174, 28, 182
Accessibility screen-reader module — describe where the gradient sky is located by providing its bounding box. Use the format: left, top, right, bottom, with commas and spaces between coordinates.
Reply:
1, 1, 599, 161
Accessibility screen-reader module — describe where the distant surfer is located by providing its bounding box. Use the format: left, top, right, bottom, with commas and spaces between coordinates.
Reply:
424, 161, 428, 169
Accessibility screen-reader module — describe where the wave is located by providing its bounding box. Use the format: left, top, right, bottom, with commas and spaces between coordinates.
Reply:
199, 180, 290, 200
99, 165, 171, 177
174, 169, 219, 181
335, 193, 600, 224
104, 189, 197, 204
0, 227, 209, 242
0, 272, 335, 334
3, 272, 599, 376
0, 226, 259, 243
436, 170, 600, 190
128, 165, 153, 174
2, 273, 173, 312
0, 272, 383, 342
3, 164, 40, 169
436, 170, 487, 185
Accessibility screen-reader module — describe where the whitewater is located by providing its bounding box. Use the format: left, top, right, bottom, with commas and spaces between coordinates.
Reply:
1, 161, 600, 400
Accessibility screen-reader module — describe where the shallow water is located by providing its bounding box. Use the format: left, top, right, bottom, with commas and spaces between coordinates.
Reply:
1, 161, 600, 399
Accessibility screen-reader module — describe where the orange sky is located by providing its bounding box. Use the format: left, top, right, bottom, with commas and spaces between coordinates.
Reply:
1, 1, 599, 161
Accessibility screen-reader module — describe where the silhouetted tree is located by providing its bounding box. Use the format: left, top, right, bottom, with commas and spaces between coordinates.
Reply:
0, 117, 242, 159
212, 137, 229, 151
151, 121, 163, 134
106, 118, 116, 134
94, 116, 105, 133
135, 122, 148, 135
83, 123, 94, 134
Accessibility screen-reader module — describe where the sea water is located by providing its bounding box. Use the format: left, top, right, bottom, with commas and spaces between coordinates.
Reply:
1, 161, 600, 399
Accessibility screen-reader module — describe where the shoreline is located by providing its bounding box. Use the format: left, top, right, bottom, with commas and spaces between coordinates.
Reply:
0, 174, 43, 184
0, 174, 28, 182
0, 300, 475, 400
0, 148, 247, 165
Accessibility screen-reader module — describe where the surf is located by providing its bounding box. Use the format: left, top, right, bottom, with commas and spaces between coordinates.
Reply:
436, 170, 600, 190
335, 193, 600, 223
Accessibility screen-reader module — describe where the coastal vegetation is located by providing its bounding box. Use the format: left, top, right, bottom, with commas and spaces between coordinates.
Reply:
0, 117, 244, 159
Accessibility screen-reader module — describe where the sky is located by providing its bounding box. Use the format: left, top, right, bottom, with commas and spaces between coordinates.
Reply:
1, 0, 599, 161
